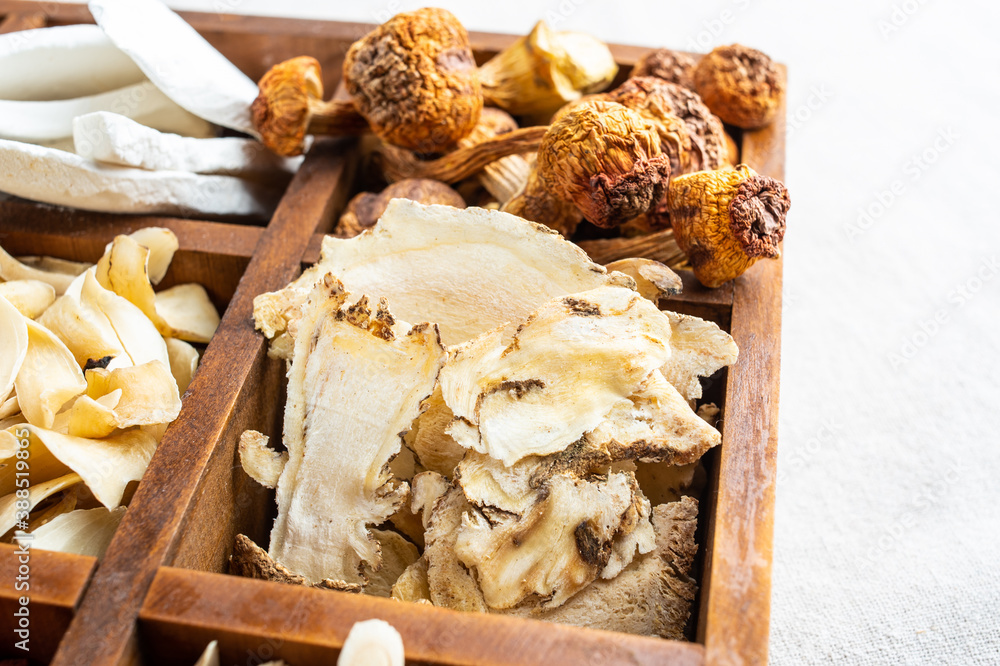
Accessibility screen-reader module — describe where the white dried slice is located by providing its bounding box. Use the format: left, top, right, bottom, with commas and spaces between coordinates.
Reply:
0, 245, 77, 295
659, 311, 738, 402
30, 506, 125, 558
16, 424, 156, 509
0, 294, 28, 401
635, 461, 698, 505
406, 387, 465, 478
90, 0, 259, 135
583, 370, 721, 466
193, 640, 219, 666
423, 485, 487, 612
15, 255, 91, 279
254, 199, 636, 353
0, 472, 82, 534
15, 317, 87, 429
0, 396, 17, 421
27, 489, 77, 531
441, 286, 673, 466
0, 139, 276, 217
75, 112, 300, 175
0, 24, 143, 100
410, 471, 450, 531
68, 360, 181, 439
0, 81, 212, 144
0, 426, 70, 496
268, 275, 445, 585
391, 555, 431, 603
40, 269, 169, 371
106, 227, 178, 285
364, 529, 420, 598
336, 619, 405, 666
604, 258, 682, 302
0, 280, 56, 319
165, 338, 199, 395
238, 430, 286, 490
154, 284, 220, 343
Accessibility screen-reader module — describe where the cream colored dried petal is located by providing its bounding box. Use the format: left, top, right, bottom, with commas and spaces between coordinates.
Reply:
0, 245, 76, 295
238, 430, 286, 490
267, 275, 444, 585
0, 472, 81, 534
0, 280, 56, 319
118, 227, 178, 285
0, 294, 28, 402
194, 641, 220, 666
0, 396, 18, 421
68, 360, 181, 439
165, 337, 199, 395
441, 286, 673, 465
0, 426, 69, 496
658, 311, 738, 401
15, 317, 87, 429
154, 284, 220, 343
29, 506, 125, 558
15, 256, 90, 280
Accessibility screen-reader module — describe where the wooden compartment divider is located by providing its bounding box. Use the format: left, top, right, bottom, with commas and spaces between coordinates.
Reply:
0, 5, 784, 665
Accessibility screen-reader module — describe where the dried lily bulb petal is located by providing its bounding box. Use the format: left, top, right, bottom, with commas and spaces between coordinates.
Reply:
440, 286, 673, 466
479, 21, 617, 116
667, 164, 789, 288
30, 506, 125, 558
0, 294, 28, 401
39, 270, 169, 370
0, 396, 18, 421
693, 44, 784, 129
15, 255, 90, 279
0, 472, 82, 534
632, 48, 698, 90
15, 424, 156, 509
27, 490, 77, 532
0, 425, 71, 496
68, 360, 181, 439
344, 8, 482, 153
165, 337, 199, 395
267, 275, 445, 585
0, 245, 77, 295
113, 227, 178, 285
154, 284, 220, 343
0, 280, 56, 319
15, 317, 87, 429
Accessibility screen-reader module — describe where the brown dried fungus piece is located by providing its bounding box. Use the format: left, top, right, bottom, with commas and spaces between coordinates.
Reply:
335, 179, 466, 238
632, 48, 699, 90
693, 44, 784, 129
667, 164, 789, 288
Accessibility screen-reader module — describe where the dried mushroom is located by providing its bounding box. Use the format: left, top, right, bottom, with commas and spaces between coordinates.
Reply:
668, 164, 789, 288
693, 44, 784, 129
335, 179, 466, 238
253, 199, 635, 349
504, 100, 671, 234
632, 48, 698, 90
440, 286, 673, 465
263, 275, 444, 586
453, 107, 532, 204
479, 20, 617, 117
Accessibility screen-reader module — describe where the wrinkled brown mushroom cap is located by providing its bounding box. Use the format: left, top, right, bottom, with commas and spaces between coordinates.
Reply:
612, 77, 728, 172
632, 48, 698, 90
603, 79, 694, 177
344, 8, 483, 154
336, 178, 466, 237
251, 56, 324, 157
538, 99, 671, 229
693, 44, 784, 129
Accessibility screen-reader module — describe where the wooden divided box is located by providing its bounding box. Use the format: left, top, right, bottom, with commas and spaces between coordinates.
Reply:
0, 3, 785, 665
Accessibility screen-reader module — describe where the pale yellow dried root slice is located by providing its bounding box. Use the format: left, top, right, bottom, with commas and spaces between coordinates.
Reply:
229, 534, 362, 592
405, 386, 465, 478
363, 529, 419, 599
0, 280, 56, 319
658, 311, 738, 402
29, 506, 125, 558
0, 472, 81, 534
238, 430, 286, 489
15, 317, 87, 429
336, 619, 405, 666
604, 258, 682, 303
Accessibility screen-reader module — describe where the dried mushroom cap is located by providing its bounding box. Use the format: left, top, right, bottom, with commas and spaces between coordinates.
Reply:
254, 200, 635, 349
614, 77, 728, 172
668, 164, 789, 288
335, 180, 466, 238
603, 78, 695, 176
479, 20, 617, 116
538, 100, 672, 229
266, 274, 444, 586
632, 48, 698, 90
658, 311, 738, 401
693, 44, 784, 129
344, 8, 482, 153
440, 286, 673, 466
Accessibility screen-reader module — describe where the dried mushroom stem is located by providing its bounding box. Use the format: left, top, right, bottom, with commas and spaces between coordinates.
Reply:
502, 169, 583, 238
667, 164, 789, 288
253, 9, 483, 156
457, 108, 533, 205
377, 125, 546, 183
577, 228, 687, 267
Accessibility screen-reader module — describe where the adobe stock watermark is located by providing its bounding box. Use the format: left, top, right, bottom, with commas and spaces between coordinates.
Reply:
858, 460, 965, 567
777, 416, 844, 485
888, 255, 998, 370
685, 0, 754, 52
786, 84, 834, 138
844, 127, 958, 242
11, 426, 33, 653
877, 0, 932, 40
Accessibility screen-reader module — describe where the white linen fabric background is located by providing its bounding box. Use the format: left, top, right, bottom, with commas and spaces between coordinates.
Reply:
71, 0, 999, 662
